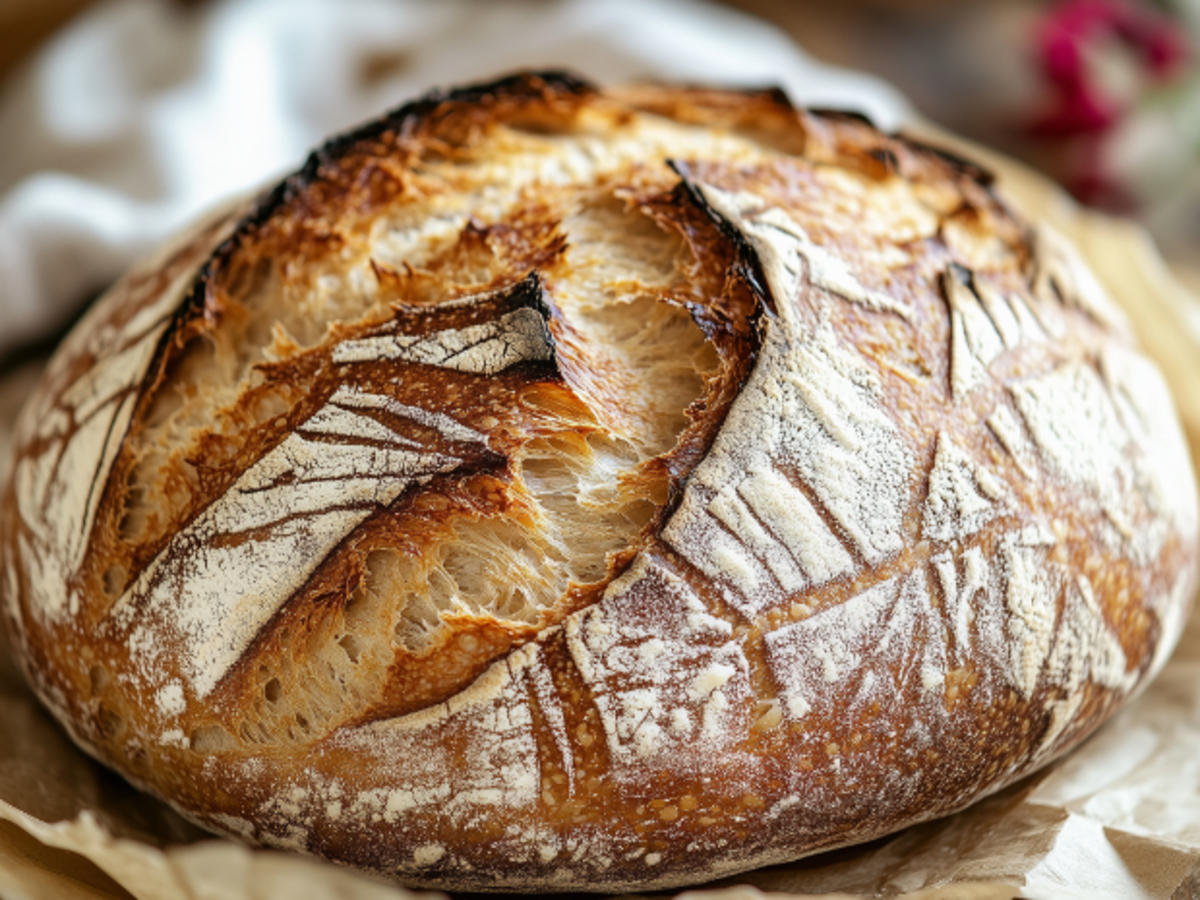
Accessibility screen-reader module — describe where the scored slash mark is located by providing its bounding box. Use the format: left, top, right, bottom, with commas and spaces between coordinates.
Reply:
102, 272, 565, 699
331, 272, 559, 376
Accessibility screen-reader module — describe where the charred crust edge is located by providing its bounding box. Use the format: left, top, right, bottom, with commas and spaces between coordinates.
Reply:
946, 260, 974, 288
867, 146, 900, 175
174, 70, 595, 328
242, 69, 594, 236
137, 71, 592, 406
157, 72, 1005, 384
391, 271, 562, 382
749, 84, 796, 111
894, 131, 998, 189
808, 107, 878, 129
647, 81, 796, 112
811, 109, 999, 193
666, 159, 775, 319
373, 270, 554, 334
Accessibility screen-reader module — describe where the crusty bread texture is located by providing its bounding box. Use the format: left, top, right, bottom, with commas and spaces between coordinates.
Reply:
2, 72, 1196, 892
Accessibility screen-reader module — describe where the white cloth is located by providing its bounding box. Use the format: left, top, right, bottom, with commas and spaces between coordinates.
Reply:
0, 0, 908, 356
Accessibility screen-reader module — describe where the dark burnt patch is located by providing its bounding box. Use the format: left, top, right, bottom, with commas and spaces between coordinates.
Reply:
170, 71, 595, 354
386, 270, 550, 333
666, 159, 776, 320
333, 271, 561, 384
894, 132, 997, 189
238, 70, 594, 241
808, 107, 878, 129
867, 146, 900, 176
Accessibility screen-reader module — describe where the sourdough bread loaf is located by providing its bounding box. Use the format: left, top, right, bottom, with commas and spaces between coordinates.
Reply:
2, 72, 1196, 891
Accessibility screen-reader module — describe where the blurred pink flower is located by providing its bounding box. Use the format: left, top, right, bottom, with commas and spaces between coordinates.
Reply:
1028, 0, 1192, 207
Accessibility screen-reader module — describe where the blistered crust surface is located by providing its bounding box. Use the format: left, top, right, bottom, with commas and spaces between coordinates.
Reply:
2, 73, 1197, 891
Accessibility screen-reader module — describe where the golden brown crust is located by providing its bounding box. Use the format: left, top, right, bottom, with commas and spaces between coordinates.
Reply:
2, 72, 1196, 891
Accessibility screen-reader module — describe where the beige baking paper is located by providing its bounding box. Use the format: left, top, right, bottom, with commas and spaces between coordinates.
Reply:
1, 136, 1199, 900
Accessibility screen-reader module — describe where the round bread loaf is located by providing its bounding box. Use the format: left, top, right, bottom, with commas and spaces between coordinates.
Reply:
2, 72, 1197, 891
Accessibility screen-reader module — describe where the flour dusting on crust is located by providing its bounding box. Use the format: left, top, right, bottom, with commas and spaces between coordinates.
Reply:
923, 432, 1008, 542
662, 183, 914, 622
108, 386, 480, 697
565, 556, 753, 772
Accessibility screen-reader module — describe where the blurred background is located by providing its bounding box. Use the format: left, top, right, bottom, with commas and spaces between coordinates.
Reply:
0, 0, 1198, 360
740, 0, 1200, 262
5, 0, 1200, 240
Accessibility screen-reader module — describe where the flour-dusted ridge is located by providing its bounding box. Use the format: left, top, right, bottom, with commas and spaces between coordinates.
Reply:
106, 275, 556, 701
660, 182, 915, 619
2, 73, 1195, 892
111, 387, 474, 698
9, 207, 246, 635
922, 431, 1009, 542
566, 555, 754, 771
